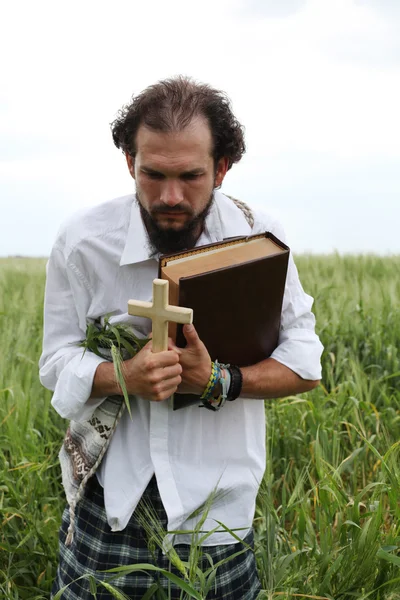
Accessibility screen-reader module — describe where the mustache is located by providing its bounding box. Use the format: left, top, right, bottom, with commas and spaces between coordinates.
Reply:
150, 204, 194, 216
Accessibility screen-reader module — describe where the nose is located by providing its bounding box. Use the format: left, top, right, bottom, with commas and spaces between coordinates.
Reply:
159, 179, 184, 207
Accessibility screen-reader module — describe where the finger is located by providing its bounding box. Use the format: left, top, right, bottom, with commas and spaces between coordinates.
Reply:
149, 350, 180, 368
151, 377, 181, 401
182, 323, 202, 347
168, 337, 182, 355
142, 341, 178, 359
160, 364, 182, 380
159, 375, 182, 391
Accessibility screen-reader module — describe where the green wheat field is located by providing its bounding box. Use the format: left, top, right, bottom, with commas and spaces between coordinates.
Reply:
0, 255, 399, 599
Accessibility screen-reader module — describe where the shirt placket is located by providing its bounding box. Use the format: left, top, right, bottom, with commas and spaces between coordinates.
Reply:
149, 400, 184, 534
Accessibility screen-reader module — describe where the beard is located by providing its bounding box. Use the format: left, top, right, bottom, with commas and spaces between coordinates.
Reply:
136, 191, 215, 255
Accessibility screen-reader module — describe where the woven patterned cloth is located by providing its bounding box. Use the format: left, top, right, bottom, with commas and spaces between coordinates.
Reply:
59, 395, 125, 545
51, 475, 262, 600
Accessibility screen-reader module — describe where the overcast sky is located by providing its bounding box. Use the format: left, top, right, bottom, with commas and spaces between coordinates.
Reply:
1, 0, 399, 256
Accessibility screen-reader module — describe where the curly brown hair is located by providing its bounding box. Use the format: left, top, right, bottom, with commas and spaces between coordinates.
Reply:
111, 76, 246, 170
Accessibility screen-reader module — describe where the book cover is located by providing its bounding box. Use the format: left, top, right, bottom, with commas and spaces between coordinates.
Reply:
158, 232, 290, 410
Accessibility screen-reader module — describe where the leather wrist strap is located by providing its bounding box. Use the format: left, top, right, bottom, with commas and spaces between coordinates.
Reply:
226, 365, 243, 401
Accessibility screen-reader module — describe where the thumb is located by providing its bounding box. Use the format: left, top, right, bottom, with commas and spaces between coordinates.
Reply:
141, 339, 153, 353
182, 323, 201, 347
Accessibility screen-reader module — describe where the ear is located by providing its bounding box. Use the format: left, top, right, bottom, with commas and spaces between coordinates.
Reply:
214, 157, 229, 188
125, 153, 136, 180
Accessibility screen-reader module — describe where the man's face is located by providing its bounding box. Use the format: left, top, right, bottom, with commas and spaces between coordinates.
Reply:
126, 117, 228, 253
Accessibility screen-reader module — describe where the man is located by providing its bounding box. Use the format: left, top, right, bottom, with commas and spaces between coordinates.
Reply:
40, 76, 323, 599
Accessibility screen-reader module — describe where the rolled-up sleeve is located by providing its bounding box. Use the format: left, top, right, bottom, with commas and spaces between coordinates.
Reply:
39, 243, 107, 422
252, 210, 323, 380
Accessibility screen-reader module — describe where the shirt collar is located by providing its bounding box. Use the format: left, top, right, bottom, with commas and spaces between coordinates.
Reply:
196, 193, 223, 246
120, 191, 229, 266
120, 198, 154, 266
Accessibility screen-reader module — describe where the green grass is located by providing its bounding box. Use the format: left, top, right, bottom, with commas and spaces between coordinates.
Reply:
0, 255, 399, 599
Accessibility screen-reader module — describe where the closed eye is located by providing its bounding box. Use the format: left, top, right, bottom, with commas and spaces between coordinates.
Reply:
144, 171, 165, 180
141, 169, 203, 181
180, 172, 202, 181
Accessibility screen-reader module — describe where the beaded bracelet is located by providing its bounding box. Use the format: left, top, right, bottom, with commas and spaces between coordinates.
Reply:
199, 361, 242, 411
200, 361, 221, 401
200, 362, 228, 412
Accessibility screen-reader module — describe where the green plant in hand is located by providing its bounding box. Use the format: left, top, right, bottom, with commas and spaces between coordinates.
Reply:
78, 316, 149, 417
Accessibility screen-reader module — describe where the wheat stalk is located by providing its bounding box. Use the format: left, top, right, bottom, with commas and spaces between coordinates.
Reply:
78, 316, 149, 417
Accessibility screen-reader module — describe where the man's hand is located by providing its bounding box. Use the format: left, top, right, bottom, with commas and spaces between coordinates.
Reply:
176, 324, 212, 395
124, 340, 183, 401
92, 339, 182, 402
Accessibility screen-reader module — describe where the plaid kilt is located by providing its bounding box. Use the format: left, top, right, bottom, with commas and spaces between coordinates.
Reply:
52, 475, 262, 599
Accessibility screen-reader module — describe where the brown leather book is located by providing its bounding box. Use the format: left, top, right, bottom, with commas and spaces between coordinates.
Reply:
158, 232, 290, 410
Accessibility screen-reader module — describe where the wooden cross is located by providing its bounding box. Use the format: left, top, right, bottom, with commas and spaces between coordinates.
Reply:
127, 279, 193, 353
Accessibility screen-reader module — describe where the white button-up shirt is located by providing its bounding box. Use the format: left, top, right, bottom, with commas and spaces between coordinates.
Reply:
39, 190, 323, 545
